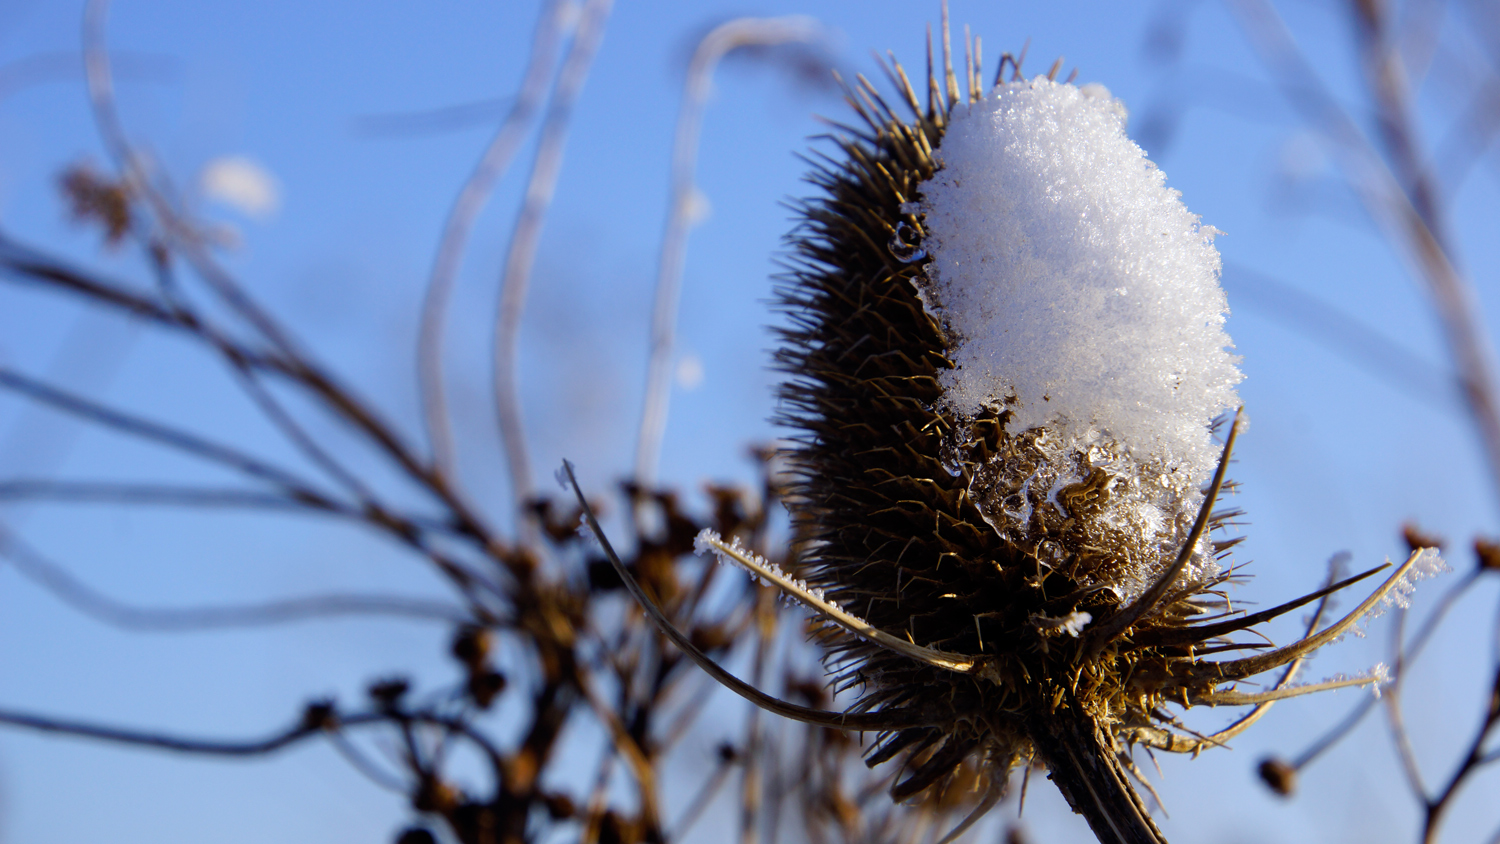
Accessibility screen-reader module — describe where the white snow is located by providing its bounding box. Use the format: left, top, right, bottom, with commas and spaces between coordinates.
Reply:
914, 77, 1243, 596
917, 77, 1241, 482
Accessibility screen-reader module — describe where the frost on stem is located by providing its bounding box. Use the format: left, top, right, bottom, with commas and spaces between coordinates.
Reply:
1371, 547, 1449, 617
915, 77, 1243, 600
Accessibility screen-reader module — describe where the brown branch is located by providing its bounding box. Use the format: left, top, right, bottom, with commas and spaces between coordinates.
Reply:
1424, 667, 1500, 843
0, 706, 371, 756
0, 365, 342, 507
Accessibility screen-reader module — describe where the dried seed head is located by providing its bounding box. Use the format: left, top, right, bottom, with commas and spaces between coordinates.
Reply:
764, 34, 1403, 844
913, 78, 1241, 603
1257, 757, 1298, 797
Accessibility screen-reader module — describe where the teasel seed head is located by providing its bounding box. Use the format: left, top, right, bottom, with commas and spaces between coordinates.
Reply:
563, 19, 1443, 844
756, 25, 1432, 844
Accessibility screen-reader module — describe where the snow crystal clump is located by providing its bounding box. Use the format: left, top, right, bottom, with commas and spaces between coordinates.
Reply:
917, 78, 1242, 480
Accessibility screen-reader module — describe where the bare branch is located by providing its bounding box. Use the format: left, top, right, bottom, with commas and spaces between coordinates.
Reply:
492, 0, 614, 541
0, 706, 362, 756
419, 0, 573, 476
633, 16, 826, 487
0, 366, 340, 505
0, 525, 473, 631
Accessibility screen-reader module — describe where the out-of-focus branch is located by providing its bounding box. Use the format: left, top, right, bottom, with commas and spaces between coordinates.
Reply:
78, 3, 500, 553
0, 706, 357, 756
1424, 668, 1500, 844
633, 16, 825, 488
1223, 262, 1460, 409
1231, 0, 1500, 508
0, 366, 341, 506
0, 525, 474, 630
84, 0, 301, 362
492, 0, 613, 543
419, 0, 572, 478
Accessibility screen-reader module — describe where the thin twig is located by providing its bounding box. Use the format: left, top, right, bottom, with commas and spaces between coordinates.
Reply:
492, 0, 613, 542
222, 359, 378, 505
0, 706, 370, 755
418, 0, 572, 477
633, 16, 824, 487
0, 366, 340, 506
560, 460, 937, 731
0, 525, 474, 630
668, 744, 737, 840
79, 4, 502, 556
84, 0, 302, 360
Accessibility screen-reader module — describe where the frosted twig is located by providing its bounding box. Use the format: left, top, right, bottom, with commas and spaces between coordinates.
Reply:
1192, 664, 1390, 706
1232, 0, 1500, 510
632, 16, 824, 487
1195, 548, 1435, 682
1202, 552, 1346, 748
693, 529, 979, 674
419, 0, 572, 476
558, 461, 937, 731
492, 0, 613, 542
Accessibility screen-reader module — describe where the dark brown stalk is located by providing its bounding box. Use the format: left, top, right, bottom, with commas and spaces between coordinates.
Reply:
1027, 698, 1167, 844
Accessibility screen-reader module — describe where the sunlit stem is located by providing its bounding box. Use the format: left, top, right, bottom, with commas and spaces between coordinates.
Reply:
558, 461, 935, 731
1192, 668, 1388, 706
694, 529, 979, 675
1198, 548, 1431, 681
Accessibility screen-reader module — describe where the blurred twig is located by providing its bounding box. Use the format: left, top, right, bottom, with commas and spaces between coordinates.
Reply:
419, 0, 572, 478
633, 16, 826, 487
492, 0, 613, 541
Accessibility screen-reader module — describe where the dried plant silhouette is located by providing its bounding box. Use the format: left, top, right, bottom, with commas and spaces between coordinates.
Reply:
2, 1, 1500, 844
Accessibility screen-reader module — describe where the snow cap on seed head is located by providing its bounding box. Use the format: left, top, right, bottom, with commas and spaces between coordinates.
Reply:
917, 77, 1242, 485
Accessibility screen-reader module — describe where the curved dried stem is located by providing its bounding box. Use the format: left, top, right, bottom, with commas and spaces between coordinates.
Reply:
560, 461, 937, 731
633, 15, 825, 486
1191, 669, 1388, 706
1087, 409, 1241, 656
694, 529, 979, 674
1129, 562, 1385, 649
492, 0, 613, 539
1193, 548, 1430, 682
419, 0, 572, 477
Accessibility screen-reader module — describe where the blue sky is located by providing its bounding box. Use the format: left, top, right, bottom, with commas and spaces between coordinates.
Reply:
1, 0, 1498, 842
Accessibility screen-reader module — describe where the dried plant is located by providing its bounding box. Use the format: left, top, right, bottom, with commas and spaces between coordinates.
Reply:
566, 16, 1444, 844
3, 1, 1500, 843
